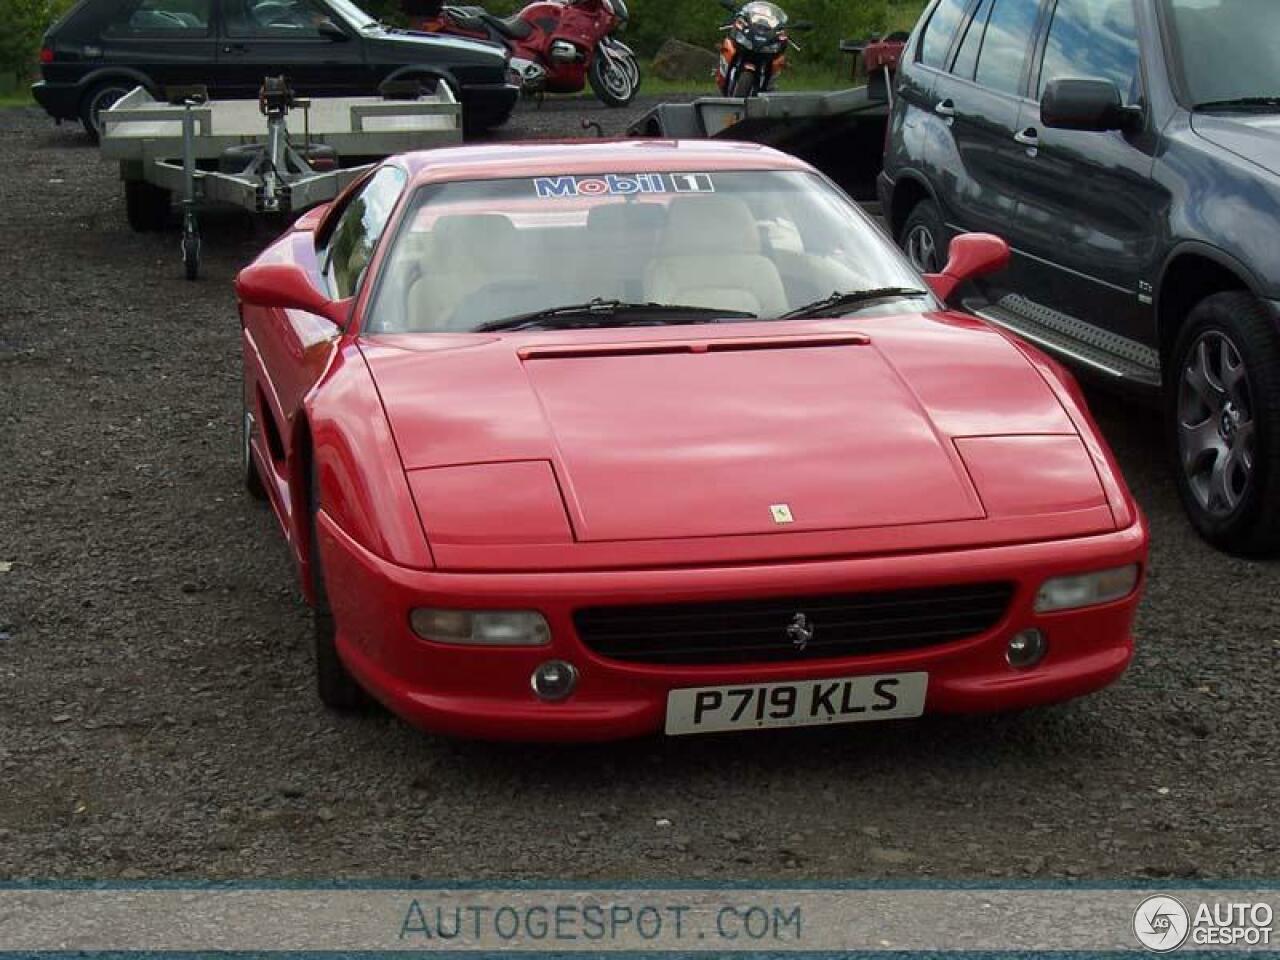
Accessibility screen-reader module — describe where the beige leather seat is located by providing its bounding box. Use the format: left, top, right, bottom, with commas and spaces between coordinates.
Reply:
586, 203, 667, 301
405, 214, 531, 332
644, 196, 787, 317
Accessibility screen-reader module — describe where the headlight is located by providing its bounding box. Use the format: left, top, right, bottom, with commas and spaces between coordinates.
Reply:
1034, 565, 1140, 613
410, 609, 551, 646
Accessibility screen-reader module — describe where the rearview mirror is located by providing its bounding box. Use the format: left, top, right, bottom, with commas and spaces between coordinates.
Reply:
317, 17, 348, 40
924, 233, 1010, 303
236, 261, 351, 327
1041, 78, 1140, 132
790, 19, 814, 30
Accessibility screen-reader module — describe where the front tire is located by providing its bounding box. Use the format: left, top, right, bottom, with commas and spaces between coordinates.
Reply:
309, 457, 368, 709
1168, 291, 1280, 555
730, 68, 757, 98
589, 51, 639, 108
900, 198, 947, 274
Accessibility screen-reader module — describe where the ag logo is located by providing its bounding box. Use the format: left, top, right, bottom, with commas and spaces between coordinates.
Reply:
1133, 895, 1190, 953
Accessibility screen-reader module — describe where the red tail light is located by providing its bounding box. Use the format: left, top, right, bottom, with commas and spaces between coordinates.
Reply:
39, 47, 55, 63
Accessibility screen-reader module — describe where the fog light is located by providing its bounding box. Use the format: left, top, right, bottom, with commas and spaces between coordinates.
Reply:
409, 609, 550, 646
531, 660, 578, 702
1006, 629, 1047, 669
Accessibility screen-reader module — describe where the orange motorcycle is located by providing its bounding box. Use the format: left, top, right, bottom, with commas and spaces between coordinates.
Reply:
715, 0, 812, 97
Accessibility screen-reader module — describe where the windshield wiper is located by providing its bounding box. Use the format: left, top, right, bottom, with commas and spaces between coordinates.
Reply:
475, 299, 758, 333
1194, 97, 1280, 111
773, 287, 930, 322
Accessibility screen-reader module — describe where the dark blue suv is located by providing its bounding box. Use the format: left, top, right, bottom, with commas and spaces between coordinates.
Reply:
879, 0, 1280, 555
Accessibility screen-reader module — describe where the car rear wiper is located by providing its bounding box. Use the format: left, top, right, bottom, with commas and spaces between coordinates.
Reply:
474, 299, 758, 333
1193, 97, 1280, 111
772, 287, 930, 322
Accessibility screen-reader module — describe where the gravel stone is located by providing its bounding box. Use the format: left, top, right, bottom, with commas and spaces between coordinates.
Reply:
0, 101, 1277, 880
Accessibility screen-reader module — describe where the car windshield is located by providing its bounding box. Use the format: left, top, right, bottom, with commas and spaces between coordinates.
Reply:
366, 170, 927, 334
1165, 0, 1280, 107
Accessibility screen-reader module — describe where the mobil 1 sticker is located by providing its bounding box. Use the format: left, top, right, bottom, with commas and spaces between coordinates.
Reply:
669, 173, 715, 193
533, 172, 716, 199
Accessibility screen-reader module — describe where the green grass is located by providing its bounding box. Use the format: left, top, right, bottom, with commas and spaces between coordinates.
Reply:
0, 73, 35, 108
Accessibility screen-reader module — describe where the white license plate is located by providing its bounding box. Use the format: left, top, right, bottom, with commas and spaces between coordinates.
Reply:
664, 673, 927, 736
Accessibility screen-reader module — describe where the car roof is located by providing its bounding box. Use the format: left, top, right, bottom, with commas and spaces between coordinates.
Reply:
398, 138, 815, 185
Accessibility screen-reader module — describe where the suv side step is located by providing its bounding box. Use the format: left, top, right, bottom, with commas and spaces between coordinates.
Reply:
967, 294, 1163, 390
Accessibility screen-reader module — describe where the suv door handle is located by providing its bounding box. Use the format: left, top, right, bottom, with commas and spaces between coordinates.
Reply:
222, 43, 249, 54
934, 99, 955, 117
1014, 127, 1039, 147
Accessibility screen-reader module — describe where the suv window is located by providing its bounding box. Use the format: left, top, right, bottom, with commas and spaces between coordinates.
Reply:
973, 0, 1040, 94
951, 0, 992, 79
223, 0, 334, 37
104, 0, 211, 34
1038, 0, 1141, 103
322, 167, 408, 300
919, 0, 969, 69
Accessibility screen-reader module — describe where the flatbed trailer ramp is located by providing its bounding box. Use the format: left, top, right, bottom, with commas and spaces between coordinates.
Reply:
100, 79, 461, 279
627, 86, 889, 201
627, 36, 905, 203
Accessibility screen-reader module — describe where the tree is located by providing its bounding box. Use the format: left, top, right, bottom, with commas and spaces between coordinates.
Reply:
0, 0, 76, 87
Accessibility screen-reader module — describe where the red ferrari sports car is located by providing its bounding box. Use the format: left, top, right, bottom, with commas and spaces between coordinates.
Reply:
236, 139, 1147, 741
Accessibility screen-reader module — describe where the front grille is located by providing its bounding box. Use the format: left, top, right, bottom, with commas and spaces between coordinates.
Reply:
574, 582, 1016, 666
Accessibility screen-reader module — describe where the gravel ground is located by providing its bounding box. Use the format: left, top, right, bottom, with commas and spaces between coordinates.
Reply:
0, 98, 1277, 883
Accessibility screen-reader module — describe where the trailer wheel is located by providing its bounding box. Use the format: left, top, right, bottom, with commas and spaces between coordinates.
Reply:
124, 180, 171, 233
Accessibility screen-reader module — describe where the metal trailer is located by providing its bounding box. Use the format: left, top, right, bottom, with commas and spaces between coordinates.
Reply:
627, 37, 905, 204
99, 78, 462, 280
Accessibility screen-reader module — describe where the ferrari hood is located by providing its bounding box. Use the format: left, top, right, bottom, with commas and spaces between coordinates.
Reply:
518, 335, 984, 540
361, 316, 1110, 557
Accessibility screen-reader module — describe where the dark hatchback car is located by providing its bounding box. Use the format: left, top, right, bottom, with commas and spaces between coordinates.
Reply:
879, 0, 1280, 555
33, 0, 518, 137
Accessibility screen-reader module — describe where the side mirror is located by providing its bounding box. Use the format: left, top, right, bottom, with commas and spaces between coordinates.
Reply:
1041, 77, 1140, 132
317, 17, 348, 40
236, 261, 351, 327
790, 19, 814, 30
924, 233, 1010, 303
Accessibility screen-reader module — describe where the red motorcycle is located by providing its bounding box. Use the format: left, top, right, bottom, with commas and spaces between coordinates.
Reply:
421, 0, 640, 107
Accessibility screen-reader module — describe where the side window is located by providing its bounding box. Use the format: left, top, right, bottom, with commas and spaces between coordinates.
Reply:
973, 0, 1041, 95
105, 0, 211, 34
223, 0, 332, 37
950, 0, 992, 80
322, 167, 408, 300
919, 0, 969, 69
1038, 0, 1141, 104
